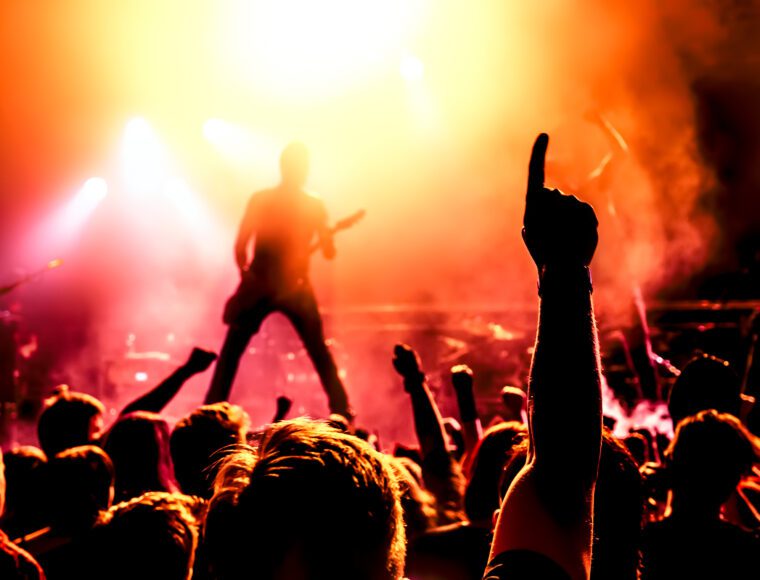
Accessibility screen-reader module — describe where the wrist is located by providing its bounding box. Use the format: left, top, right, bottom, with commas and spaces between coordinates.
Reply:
403, 372, 426, 392
456, 391, 478, 422
537, 264, 593, 297
178, 364, 198, 377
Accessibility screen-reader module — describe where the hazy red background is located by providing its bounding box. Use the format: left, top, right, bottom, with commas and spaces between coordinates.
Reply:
1, 0, 759, 436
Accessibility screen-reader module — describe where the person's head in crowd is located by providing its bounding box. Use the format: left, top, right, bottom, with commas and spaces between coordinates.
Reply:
500, 386, 526, 423
393, 444, 423, 467
668, 353, 741, 427
91, 491, 203, 580
464, 421, 527, 527
102, 411, 177, 502
0, 446, 47, 537
666, 409, 757, 516
206, 418, 406, 580
389, 457, 436, 541
592, 429, 644, 580
326, 413, 351, 433
170, 402, 249, 498
37, 385, 104, 458
624, 432, 649, 466
47, 445, 114, 534
502, 429, 643, 580
632, 428, 657, 462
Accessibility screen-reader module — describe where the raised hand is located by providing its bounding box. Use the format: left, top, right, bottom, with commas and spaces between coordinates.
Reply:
274, 395, 293, 422
392, 344, 425, 386
450, 364, 482, 451
522, 133, 599, 271
450, 364, 474, 393
184, 348, 218, 374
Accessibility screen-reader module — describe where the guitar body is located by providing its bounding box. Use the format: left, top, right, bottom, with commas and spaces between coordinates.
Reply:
223, 271, 275, 325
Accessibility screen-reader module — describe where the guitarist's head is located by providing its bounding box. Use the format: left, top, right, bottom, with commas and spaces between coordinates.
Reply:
280, 142, 310, 190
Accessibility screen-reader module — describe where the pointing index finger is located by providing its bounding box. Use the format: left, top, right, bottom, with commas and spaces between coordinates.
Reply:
527, 133, 549, 201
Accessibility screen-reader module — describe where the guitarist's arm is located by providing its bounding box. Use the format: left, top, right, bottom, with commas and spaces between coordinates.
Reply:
235, 196, 257, 273
316, 202, 336, 260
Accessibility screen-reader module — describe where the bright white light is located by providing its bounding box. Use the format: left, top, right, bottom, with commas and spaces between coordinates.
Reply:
135, 372, 148, 382
203, 118, 227, 142
202, 118, 281, 175
122, 117, 167, 195
163, 178, 205, 225
58, 177, 108, 235
203, 118, 253, 153
400, 55, 425, 82
223, 0, 424, 98
80, 177, 108, 204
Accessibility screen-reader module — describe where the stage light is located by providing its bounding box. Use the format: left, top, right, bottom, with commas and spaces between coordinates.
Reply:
80, 177, 108, 204
122, 117, 167, 195
59, 177, 108, 233
400, 55, 424, 82
135, 372, 149, 382
202, 118, 226, 142
162, 178, 205, 225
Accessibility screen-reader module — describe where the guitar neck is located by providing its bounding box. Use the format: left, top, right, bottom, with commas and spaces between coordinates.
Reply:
309, 211, 364, 255
309, 224, 345, 255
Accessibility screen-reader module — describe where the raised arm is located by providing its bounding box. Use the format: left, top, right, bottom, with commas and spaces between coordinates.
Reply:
488, 134, 602, 580
235, 196, 257, 273
450, 364, 483, 459
393, 344, 465, 521
120, 348, 217, 416
316, 201, 336, 260
393, 344, 448, 458
272, 395, 292, 423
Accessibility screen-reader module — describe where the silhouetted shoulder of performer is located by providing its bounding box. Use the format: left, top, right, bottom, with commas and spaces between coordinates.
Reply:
236, 187, 333, 290
235, 146, 336, 285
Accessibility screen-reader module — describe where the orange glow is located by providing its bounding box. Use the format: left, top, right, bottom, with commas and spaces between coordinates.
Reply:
1, 0, 730, 319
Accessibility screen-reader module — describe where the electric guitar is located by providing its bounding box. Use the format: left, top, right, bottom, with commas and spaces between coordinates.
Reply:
223, 210, 365, 324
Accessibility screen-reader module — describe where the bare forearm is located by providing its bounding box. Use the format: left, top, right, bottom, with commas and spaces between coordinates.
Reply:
454, 383, 482, 455
120, 366, 194, 416
529, 269, 602, 485
406, 378, 448, 459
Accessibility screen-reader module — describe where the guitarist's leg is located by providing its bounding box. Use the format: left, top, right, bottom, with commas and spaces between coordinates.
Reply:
205, 312, 267, 405
282, 289, 352, 419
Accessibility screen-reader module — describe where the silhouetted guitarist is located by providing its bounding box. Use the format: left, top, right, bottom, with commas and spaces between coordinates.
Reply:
205, 142, 352, 418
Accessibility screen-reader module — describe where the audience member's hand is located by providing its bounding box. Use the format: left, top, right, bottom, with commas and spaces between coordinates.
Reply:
275, 396, 292, 421
450, 364, 474, 393
393, 344, 425, 388
184, 348, 218, 374
522, 133, 599, 270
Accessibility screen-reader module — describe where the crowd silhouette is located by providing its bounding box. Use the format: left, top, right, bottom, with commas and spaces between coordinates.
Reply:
1, 133, 759, 579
